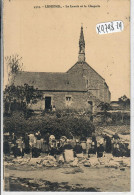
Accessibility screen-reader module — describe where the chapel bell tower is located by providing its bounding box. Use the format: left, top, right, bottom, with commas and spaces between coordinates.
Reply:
78, 25, 85, 62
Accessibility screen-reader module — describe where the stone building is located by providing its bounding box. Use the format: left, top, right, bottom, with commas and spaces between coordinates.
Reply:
14, 26, 111, 113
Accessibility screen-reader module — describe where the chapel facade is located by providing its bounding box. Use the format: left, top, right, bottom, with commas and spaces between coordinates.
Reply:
14, 26, 111, 113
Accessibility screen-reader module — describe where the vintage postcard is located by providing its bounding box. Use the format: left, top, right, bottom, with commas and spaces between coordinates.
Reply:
1, 0, 131, 193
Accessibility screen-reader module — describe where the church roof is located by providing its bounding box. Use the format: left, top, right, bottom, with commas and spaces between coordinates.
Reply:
13, 71, 87, 92
12, 26, 108, 94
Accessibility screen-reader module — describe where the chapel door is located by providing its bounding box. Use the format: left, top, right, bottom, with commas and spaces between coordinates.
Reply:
45, 97, 51, 110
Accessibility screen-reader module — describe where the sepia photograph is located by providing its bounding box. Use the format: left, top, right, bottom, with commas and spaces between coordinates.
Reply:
2, 0, 131, 193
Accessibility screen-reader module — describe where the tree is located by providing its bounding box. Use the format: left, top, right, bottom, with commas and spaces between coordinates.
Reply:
5, 54, 23, 84
118, 95, 130, 110
97, 102, 112, 124
117, 95, 130, 123
4, 55, 43, 116
4, 83, 43, 116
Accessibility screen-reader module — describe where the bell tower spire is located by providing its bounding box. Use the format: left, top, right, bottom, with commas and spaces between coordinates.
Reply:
78, 25, 85, 62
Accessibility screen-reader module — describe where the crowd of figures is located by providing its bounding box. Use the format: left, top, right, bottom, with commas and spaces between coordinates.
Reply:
4, 131, 130, 162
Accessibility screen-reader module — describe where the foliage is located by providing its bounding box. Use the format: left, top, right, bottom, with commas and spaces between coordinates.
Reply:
4, 112, 95, 139
111, 112, 130, 125
118, 95, 130, 110
4, 55, 43, 115
5, 54, 23, 84
94, 111, 130, 126
97, 102, 112, 123
3, 111, 27, 136
4, 83, 43, 115
97, 102, 111, 112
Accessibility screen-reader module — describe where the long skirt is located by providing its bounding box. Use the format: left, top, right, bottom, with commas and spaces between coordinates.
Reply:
32, 147, 40, 158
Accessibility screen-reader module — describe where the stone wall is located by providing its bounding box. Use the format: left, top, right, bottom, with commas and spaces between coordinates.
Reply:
28, 91, 100, 113
27, 62, 110, 112
67, 62, 111, 103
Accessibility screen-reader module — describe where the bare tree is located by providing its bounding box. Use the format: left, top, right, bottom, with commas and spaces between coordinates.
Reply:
5, 54, 23, 84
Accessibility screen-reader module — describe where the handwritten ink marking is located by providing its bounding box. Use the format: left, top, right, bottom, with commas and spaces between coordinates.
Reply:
96, 21, 124, 35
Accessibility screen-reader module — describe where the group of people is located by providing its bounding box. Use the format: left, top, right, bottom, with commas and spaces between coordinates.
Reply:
4, 131, 130, 160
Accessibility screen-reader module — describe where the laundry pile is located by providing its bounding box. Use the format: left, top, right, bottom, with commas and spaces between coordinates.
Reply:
4, 153, 130, 169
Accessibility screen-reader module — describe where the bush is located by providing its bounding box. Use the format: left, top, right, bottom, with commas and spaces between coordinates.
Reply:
93, 111, 130, 126
3, 111, 95, 139
3, 111, 27, 136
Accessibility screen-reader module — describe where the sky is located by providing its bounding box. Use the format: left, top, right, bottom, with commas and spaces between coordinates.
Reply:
3, 0, 130, 100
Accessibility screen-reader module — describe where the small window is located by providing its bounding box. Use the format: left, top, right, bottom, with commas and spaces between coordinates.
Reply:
66, 97, 71, 101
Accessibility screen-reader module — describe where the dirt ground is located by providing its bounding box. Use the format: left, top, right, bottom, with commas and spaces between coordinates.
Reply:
3, 125, 130, 192
4, 162, 130, 192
